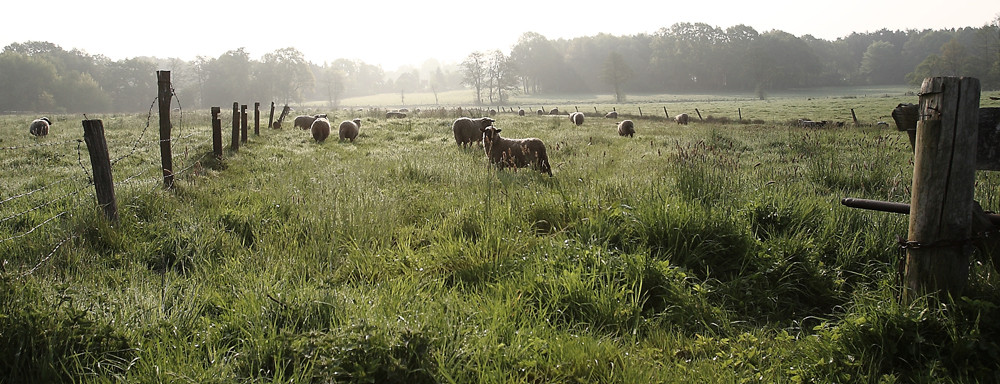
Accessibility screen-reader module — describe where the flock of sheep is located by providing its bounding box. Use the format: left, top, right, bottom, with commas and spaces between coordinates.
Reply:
23, 108, 694, 178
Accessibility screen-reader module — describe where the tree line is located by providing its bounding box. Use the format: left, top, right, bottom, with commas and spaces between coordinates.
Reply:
2, 18, 998, 113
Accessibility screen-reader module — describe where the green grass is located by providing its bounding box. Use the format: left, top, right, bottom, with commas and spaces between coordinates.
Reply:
3, 89, 1000, 382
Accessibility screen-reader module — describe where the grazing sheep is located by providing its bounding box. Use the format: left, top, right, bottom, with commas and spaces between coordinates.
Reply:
617, 120, 635, 137
339, 118, 362, 142
549, 108, 560, 115
480, 125, 553, 176
453, 117, 495, 148
569, 112, 585, 126
605, 111, 618, 119
536, 109, 544, 115
29, 117, 51, 136
310, 117, 332, 142
674, 113, 689, 125
294, 114, 327, 130
518, 108, 525, 116
386, 111, 407, 118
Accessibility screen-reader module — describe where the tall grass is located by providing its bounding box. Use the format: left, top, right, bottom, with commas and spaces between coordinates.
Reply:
2, 92, 999, 382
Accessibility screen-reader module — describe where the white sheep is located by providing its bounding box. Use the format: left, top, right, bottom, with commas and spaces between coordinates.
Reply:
617, 120, 635, 137
569, 112, 585, 126
310, 117, 332, 142
294, 114, 327, 130
29, 117, 51, 136
480, 125, 552, 176
605, 111, 618, 119
674, 113, 689, 125
339, 118, 362, 142
536, 109, 544, 115
452, 117, 495, 148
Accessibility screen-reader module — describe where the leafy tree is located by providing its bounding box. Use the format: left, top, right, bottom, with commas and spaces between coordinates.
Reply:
602, 51, 632, 102
860, 41, 901, 84
461, 51, 487, 104
485, 50, 518, 104
316, 64, 346, 109
509, 32, 563, 94
258, 47, 314, 104
939, 38, 968, 76
0, 52, 58, 111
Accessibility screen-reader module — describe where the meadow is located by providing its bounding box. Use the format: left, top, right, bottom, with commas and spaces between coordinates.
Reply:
4, 86, 1000, 383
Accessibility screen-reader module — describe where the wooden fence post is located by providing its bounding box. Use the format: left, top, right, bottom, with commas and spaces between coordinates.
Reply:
638, 107, 643, 117
904, 76, 981, 302
851, 108, 860, 126
82, 119, 119, 223
695, 108, 703, 120
240, 104, 248, 143
231, 102, 239, 151
268, 102, 275, 130
254, 102, 260, 136
739, 108, 742, 121
156, 70, 174, 189
211, 107, 222, 159
663, 106, 669, 118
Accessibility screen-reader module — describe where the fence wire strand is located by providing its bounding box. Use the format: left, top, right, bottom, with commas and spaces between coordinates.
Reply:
18, 235, 76, 279
0, 174, 88, 207
0, 184, 90, 225
0, 211, 67, 245
1, 138, 83, 151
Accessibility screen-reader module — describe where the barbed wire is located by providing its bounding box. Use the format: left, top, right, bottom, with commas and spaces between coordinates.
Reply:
0, 138, 83, 151
0, 174, 89, 207
111, 97, 158, 166
0, 183, 90, 225
76, 139, 93, 183
18, 234, 76, 279
0, 211, 67, 245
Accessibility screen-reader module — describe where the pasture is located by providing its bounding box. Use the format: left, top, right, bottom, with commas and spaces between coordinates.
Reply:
3, 88, 1000, 383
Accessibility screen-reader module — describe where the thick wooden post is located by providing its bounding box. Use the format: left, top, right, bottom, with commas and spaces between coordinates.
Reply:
254, 102, 260, 136
82, 120, 119, 223
211, 107, 222, 159
231, 102, 239, 151
240, 104, 248, 143
904, 77, 980, 302
695, 108, 703, 120
156, 71, 174, 189
268, 102, 276, 130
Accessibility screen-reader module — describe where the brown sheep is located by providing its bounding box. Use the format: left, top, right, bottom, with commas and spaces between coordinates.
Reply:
480, 125, 552, 176
605, 111, 618, 119
339, 118, 362, 142
617, 120, 635, 137
674, 113, 689, 125
310, 117, 332, 142
29, 117, 51, 136
452, 117, 494, 148
569, 112, 585, 126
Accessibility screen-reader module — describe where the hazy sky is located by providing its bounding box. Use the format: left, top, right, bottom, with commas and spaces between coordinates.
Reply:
3, 0, 998, 70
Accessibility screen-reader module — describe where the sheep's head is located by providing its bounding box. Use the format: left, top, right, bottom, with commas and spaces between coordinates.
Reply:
40, 117, 51, 125
353, 118, 362, 127
481, 126, 501, 151
479, 117, 495, 128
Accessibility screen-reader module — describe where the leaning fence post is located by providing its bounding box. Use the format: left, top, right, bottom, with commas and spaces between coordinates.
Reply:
211, 107, 222, 159
904, 76, 980, 302
82, 119, 119, 223
231, 102, 239, 151
156, 70, 174, 189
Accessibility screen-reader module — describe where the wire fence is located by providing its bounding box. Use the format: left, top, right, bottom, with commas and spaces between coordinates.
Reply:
1, 79, 262, 278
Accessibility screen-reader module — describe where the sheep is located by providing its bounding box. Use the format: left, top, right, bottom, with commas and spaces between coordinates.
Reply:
480, 125, 553, 176
605, 111, 618, 119
294, 114, 327, 130
339, 118, 362, 142
549, 108, 560, 115
29, 117, 51, 136
569, 112, 585, 126
617, 120, 635, 137
536, 109, 544, 115
386, 111, 407, 118
518, 108, 525, 116
310, 117, 332, 142
452, 117, 495, 148
674, 113, 689, 125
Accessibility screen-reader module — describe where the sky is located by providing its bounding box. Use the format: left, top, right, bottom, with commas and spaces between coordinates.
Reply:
3, 0, 998, 71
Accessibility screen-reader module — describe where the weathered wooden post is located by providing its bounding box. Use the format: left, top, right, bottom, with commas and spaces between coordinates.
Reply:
231, 102, 239, 151
663, 106, 669, 118
638, 107, 643, 117
82, 119, 119, 223
156, 70, 174, 189
268, 101, 276, 130
254, 102, 260, 136
211, 107, 222, 159
240, 104, 248, 143
904, 77, 980, 302
738, 108, 742, 121
851, 108, 860, 126
695, 108, 703, 120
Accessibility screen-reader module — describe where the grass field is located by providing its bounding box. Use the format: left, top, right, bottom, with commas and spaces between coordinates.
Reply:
3, 87, 1000, 383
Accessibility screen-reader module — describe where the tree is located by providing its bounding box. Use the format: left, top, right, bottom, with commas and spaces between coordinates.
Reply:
0, 52, 58, 111
860, 41, 901, 84
258, 47, 314, 104
602, 51, 632, 102
509, 32, 563, 94
317, 64, 346, 109
395, 70, 420, 105
485, 50, 518, 104
940, 38, 968, 76
461, 51, 487, 105
430, 66, 446, 105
